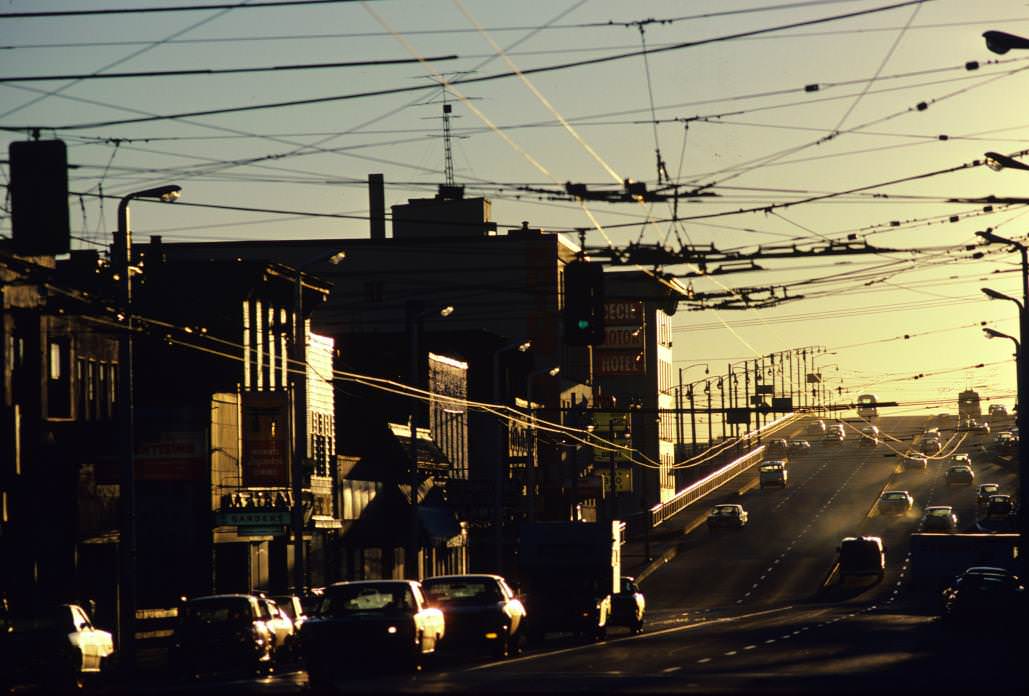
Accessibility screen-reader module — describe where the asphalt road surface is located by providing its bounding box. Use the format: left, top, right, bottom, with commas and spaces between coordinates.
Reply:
97, 414, 1021, 694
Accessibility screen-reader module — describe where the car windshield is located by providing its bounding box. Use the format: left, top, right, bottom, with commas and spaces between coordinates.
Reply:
712, 506, 739, 516
180, 598, 252, 624
760, 464, 783, 472
884, 493, 907, 501
981, 485, 999, 494
319, 584, 415, 616
422, 579, 502, 605
927, 508, 951, 517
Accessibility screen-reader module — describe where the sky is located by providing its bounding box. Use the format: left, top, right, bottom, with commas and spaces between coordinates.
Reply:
2, 0, 1029, 415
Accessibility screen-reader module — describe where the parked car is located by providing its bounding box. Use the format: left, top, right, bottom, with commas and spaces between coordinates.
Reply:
0, 603, 115, 691
988, 404, 1008, 417
270, 594, 308, 635
607, 576, 646, 635
255, 595, 296, 664
170, 594, 274, 679
837, 536, 885, 582
707, 504, 749, 529
942, 567, 1024, 624
922, 506, 959, 532
421, 574, 525, 659
299, 580, 444, 686
945, 464, 974, 486
877, 490, 914, 516
902, 455, 928, 471
976, 483, 1001, 510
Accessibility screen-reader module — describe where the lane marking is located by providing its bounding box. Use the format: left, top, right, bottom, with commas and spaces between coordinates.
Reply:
663, 666, 682, 674
744, 645, 757, 651
698, 658, 712, 664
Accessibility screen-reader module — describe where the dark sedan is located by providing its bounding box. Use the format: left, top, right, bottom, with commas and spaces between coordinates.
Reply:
421, 574, 526, 659
299, 580, 444, 686
945, 464, 974, 486
170, 594, 274, 679
942, 567, 1024, 624
921, 506, 959, 532
607, 576, 645, 634
877, 490, 914, 516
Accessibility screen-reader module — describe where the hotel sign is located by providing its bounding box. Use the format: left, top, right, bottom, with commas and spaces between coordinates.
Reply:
594, 300, 645, 377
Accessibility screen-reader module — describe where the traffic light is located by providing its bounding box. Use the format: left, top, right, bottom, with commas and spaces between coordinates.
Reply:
9, 139, 70, 256
563, 260, 604, 346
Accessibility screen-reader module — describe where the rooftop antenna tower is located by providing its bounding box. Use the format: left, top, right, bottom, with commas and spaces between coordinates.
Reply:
442, 91, 455, 186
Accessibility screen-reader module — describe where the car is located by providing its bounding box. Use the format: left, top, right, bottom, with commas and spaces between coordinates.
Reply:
984, 494, 1014, 518
988, 404, 1008, 416
945, 464, 974, 486
759, 460, 788, 488
421, 574, 526, 659
859, 427, 879, 446
837, 536, 885, 582
942, 567, 1024, 624
877, 490, 914, 516
902, 455, 928, 471
0, 603, 115, 691
707, 504, 749, 529
767, 438, 789, 455
951, 453, 971, 466
993, 431, 1018, 454
976, 495, 1017, 532
270, 594, 308, 635
823, 430, 844, 445
921, 437, 942, 455
788, 439, 811, 453
958, 418, 976, 432
170, 594, 274, 679
300, 587, 324, 617
299, 580, 445, 685
974, 420, 991, 434
255, 596, 296, 665
976, 483, 1001, 509
607, 576, 646, 635
807, 419, 827, 435
922, 506, 959, 532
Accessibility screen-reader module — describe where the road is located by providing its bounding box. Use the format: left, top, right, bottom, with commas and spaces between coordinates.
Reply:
100, 414, 1021, 693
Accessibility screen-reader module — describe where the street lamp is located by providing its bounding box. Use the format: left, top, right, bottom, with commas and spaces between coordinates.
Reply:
115, 184, 181, 673
492, 339, 532, 571
526, 366, 560, 523
983, 30, 1029, 55
405, 301, 454, 579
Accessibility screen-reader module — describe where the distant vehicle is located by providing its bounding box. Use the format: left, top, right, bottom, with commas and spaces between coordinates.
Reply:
837, 536, 886, 582
951, 453, 971, 466
921, 436, 942, 455
988, 404, 1008, 417
300, 580, 445, 685
945, 465, 974, 486
767, 438, 789, 454
421, 574, 526, 658
607, 576, 646, 635
859, 426, 879, 446
788, 439, 811, 453
807, 419, 827, 435
942, 567, 1024, 625
0, 603, 115, 691
984, 494, 1014, 518
958, 389, 982, 419
922, 506, 959, 532
976, 483, 1001, 510
974, 420, 991, 434
902, 455, 928, 471
856, 394, 879, 419
171, 594, 274, 679
877, 490, 914, 516
823, 430, 844, 445
759, 461, 788, 488
707, 504, 749, 529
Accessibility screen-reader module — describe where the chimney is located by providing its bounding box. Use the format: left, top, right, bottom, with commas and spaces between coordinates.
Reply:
368, 173, 385, 240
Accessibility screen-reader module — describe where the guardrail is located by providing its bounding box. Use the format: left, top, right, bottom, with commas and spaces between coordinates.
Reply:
648, 413, 802, 528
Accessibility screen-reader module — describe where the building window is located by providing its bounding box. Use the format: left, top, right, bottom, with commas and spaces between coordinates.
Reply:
47, 337, 71, 418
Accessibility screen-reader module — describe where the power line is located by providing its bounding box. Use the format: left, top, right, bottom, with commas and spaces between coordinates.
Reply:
5, 0, 932, 131
0, 0, 364, 19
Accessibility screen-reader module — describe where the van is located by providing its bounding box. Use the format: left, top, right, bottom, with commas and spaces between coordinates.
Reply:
837, 536, 885, 582
759, 460, 788, 488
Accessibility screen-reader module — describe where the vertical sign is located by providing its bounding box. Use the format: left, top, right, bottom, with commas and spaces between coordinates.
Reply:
242, 391, 290, 486
594, 300, 646, 376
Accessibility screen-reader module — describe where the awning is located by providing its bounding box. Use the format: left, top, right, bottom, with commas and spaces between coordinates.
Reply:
389, 422, 452, 472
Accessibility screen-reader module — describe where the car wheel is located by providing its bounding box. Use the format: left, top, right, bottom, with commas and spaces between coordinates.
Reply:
631, 618, 644, 635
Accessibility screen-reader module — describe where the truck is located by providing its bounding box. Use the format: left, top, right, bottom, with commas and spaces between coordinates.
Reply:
517, 521, 621, 644
908, 532, 1019, 591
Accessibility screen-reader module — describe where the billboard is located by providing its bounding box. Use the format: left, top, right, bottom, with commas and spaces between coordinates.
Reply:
242, 391, 290, 486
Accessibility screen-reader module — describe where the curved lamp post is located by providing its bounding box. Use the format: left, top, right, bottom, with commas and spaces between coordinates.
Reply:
116, 184, 181, 674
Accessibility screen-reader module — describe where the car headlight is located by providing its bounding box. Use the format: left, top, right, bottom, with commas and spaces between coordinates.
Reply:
387, 626, 398, 634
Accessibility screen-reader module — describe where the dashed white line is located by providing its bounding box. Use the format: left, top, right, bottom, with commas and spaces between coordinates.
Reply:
744, 645, 757, 651
662, 666, 682, 674
698, 657, 712, 664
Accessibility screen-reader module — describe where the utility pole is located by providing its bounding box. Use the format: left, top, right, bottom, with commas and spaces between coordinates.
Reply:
688, 385, 697, 456
706, 380, 713, 446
